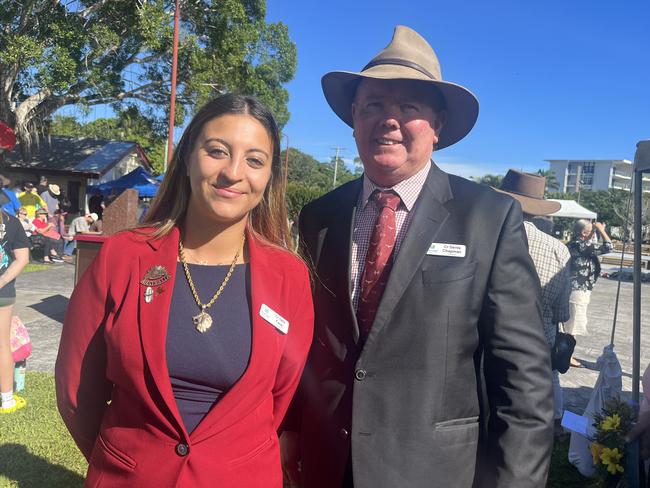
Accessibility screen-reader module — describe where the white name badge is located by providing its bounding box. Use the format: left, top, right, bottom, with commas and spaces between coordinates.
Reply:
259, 304, 289, 334
427, 243, 466, 258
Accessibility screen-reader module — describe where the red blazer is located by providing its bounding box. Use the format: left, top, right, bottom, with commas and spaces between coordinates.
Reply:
55, 227, 313, 487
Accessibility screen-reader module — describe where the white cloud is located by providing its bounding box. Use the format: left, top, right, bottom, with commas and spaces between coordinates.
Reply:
434, 154, 543, 179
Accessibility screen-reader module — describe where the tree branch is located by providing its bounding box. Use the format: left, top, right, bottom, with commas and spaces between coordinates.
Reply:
75, 0, 111, 20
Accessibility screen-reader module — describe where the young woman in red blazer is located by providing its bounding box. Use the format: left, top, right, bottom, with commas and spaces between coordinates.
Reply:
55, 95, 313, 487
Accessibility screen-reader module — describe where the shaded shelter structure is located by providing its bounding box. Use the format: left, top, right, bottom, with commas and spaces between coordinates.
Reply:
87, 167, 159, 198
3, 136, 152, 213
549, 199, 598, 219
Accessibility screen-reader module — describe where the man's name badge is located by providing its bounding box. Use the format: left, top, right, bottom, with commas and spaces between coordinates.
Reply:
427, 243, 466, 258
259, 304, 289, 334
140, 265, 170, 287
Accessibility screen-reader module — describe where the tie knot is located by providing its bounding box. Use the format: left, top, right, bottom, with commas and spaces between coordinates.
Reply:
372, 190, 401, 211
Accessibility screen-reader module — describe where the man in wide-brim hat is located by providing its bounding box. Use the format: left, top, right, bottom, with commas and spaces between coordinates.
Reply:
499, 169, 572, 436
284, 26, 552, 488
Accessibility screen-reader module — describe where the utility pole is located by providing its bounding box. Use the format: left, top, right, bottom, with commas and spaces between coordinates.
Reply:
331, 146, 346, 188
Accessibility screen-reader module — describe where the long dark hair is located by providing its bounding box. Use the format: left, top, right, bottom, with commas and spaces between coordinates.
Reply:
142, 94, 291, 249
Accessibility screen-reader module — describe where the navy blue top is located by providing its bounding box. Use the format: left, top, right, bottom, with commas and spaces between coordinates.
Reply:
166, 262, 252, 434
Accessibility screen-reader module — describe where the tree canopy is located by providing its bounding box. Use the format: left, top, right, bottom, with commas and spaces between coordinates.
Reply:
50, 108, 166, 172
282, 147, 358, 192
282, 147, 360, 217
471, 173, 503, 187
0, 0, 296, 161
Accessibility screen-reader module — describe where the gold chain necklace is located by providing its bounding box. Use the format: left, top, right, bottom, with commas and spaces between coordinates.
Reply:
178, 234, 245, 333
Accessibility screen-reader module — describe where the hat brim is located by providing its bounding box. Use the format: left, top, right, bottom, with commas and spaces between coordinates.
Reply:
493, 188, 562, 216
321, 66, 479, 150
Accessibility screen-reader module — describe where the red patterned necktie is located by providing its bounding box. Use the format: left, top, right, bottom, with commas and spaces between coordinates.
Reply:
357, 190, 401, 342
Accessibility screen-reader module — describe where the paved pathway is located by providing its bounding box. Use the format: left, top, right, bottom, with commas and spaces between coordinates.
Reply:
561, 263, 650, 413
14, 264, 75, 372
13, 262, 650, 413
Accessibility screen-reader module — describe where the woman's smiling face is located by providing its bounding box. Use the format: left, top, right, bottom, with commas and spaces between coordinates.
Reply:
185, 113, 273, 226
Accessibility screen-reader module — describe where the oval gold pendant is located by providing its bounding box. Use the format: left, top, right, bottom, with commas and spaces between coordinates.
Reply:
193, 311, 213, 333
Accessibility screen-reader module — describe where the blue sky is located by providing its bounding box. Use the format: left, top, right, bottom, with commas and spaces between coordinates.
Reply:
266, 0, 650, 178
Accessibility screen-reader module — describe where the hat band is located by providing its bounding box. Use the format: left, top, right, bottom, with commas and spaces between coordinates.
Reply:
362, 58, 435, 80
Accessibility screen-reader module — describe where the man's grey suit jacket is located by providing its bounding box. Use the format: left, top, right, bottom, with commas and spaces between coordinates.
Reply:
290, 164, 554, 488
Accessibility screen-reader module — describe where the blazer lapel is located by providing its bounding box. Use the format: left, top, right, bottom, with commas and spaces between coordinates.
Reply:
137, 227, 187, 436
365, 164, 453, 345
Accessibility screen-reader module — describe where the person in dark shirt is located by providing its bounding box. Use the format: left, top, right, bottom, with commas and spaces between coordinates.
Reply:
565, 219, 613, 366
0, 210, 30, 413
88, 191, 104, 220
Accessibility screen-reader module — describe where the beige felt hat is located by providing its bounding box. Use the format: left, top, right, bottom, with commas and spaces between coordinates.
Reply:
48, 184, 61, 195
496, 169, 561, 216
321, 25, 479, 150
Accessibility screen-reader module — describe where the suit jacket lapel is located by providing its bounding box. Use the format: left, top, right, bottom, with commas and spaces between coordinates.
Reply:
317, 178, 362, 342
137, 227, 187, 436
365, 164, 453, 345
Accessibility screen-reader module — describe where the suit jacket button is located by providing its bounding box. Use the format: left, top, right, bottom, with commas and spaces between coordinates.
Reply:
355, 369, 367, 381
339, 428, 349, 439
176, 443, 189, 456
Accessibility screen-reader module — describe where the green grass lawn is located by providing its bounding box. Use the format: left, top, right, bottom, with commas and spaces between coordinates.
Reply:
0, 372, 86, 488
22, 263, 54, 274
0, 372, 602, 487
547, 435, 598, 488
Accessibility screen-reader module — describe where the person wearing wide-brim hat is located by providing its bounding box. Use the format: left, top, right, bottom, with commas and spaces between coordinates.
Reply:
499, 169, 572, 436
495, 169, 561, 216
40, 183, 60, 218
284, 25, 553, 488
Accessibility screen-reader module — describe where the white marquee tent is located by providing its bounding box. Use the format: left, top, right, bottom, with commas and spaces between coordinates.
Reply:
548, 199, 598, 219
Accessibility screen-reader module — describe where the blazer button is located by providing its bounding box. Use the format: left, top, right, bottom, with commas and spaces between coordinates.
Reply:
339, 428, 349, 440
355, 369, 367, 381
175, 443, 189, 457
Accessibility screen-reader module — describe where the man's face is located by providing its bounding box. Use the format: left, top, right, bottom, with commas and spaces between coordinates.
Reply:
351, 78, 446, 187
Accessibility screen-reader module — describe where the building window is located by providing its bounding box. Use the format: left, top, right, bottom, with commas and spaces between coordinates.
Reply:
582, 162, 595, 174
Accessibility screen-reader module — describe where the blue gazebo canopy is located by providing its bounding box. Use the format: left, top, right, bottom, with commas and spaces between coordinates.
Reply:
87, 167, 159, 198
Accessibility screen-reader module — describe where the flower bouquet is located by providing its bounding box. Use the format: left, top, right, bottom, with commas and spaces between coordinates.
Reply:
590, 397, 637, 487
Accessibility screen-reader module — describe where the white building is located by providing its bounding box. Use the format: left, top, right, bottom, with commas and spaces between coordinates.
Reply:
547, 159, 650, 193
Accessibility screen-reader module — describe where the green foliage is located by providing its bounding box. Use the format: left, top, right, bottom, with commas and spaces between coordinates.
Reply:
283, 147, 358, 193
50, 106, 167, 173
537, 169, 560, 192
286, 182, 325, 219
0, 372, 86, 487
590, 397, 636, 485
281, 147, 361, 216
0, 0, 297, 160
547, 190, 631, 229
471, 173, 503, 187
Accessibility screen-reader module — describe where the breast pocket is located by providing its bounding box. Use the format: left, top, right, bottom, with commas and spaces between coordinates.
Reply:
422, 260, 477, 285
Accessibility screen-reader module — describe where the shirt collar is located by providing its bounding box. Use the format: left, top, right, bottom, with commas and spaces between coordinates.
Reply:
359, 160, 431, 211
